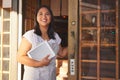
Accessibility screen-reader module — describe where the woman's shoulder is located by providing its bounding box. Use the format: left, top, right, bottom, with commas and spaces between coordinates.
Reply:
25, 29, 34, 34
23, 29, 35, 38
54, 32, 61, 44
23, 29, 36, 44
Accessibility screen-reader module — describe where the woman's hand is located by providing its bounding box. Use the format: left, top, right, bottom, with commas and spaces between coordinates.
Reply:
39, 54, 51, 66
17, 37, 51, 67
57, 46, 68, 58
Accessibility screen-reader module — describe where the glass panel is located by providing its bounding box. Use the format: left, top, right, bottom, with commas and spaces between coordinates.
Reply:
100, 63, 115, 78
82, 13, 97, 27
3, 47, 9, 58
82, 47, 97, 60
81, 0, 98, 11
100, 47, 116, 61
3, 9, 10, 19
2, 60, 9, 71
3, 21, 10, 32
100, 12, 116, 27
2, 73, 9, 80
100, 29, 116, 44
82, 29, 97, 43
100, 0, 116, 10
82, 62, 97, 76
3, 34, 10, 45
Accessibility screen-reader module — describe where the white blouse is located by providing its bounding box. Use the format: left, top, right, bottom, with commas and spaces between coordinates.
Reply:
22, 29, 61, 80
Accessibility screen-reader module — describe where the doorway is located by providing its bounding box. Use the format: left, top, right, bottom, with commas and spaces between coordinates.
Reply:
21, 0, 68, 80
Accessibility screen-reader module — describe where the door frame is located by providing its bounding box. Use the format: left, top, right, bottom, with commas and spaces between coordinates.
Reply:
68, 0, 79, 80
17, 0, 23, 80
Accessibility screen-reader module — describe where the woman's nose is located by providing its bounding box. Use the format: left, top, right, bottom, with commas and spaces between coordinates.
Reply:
42, 14, 46, 18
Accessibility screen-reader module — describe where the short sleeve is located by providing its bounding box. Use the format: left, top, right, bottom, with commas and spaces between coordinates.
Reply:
54, 33, 61, 45
23, 30, 34, 44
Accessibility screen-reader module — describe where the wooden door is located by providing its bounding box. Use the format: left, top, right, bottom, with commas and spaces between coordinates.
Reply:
79, 0, 119, 80
68, 0, 120, 80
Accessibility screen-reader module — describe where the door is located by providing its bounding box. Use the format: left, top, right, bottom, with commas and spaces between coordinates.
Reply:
79, 0, 119, 80
68, 0, 119, 80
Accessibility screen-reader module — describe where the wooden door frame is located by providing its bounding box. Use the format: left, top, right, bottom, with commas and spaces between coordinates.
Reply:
68, 0, 79, 80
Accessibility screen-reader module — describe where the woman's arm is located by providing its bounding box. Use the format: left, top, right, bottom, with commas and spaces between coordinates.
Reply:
17, 37, 51, 67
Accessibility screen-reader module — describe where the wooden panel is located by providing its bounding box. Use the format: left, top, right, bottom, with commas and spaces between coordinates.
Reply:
41, 0, 50, 6
68, 0, 78, 80
62, 0, 68, 15
50, 0, 60, 16
23, 0, 37, 31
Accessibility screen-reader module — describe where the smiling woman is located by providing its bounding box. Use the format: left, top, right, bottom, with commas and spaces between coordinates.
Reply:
17, 5, 68, 80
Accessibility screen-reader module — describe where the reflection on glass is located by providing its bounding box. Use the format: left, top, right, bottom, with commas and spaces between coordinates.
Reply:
82, 29, 97, 43
3, 9, 10, 19
82, 47, 97, 60
82, 62, 97, 77
82, 14, 97, 27
2, 73, 9, 80
100, 63, 115, 78
3, 60, 9, 71
100, 0, 116, 10
82, 0, 98, 5
81, 0, 98, 11
101, 12, 116, 27
100, 29, 116, 44
3, 47, 9, 58
100, 47, 116, 61
3, 34, 10, 45
3, 21, 10, 32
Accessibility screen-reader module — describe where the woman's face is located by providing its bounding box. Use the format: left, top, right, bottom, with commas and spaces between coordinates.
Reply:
37, 7, 51, 27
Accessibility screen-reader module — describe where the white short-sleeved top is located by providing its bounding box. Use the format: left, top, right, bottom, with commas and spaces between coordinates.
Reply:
22, 29, 61, 80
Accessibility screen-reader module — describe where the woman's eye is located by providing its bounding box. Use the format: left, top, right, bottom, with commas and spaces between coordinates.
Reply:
38, 12, 50, 16
46, 13, 50, 15
39, 13, 42, 15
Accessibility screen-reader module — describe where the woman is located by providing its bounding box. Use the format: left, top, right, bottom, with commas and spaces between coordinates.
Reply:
17, 5, 67, 80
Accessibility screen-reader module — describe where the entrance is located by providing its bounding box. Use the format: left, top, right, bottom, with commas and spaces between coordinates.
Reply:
22, 0, 68, 80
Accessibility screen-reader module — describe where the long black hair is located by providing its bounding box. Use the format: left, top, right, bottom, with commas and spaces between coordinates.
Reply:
34, 5, 55, 39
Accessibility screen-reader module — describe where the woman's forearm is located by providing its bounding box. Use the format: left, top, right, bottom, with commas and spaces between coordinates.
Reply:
58, 47, 68, 58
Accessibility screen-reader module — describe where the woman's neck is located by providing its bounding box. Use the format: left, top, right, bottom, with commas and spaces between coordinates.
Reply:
39, 27, 49, 40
